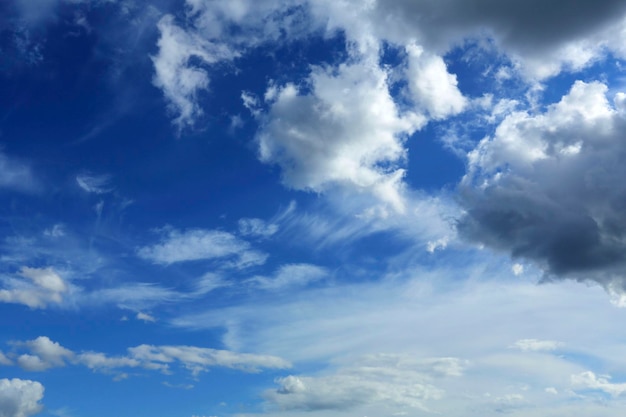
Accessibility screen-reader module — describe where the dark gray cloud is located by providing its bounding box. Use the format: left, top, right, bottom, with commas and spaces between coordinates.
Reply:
457, 81, 626, 291
375, 0, 626, 52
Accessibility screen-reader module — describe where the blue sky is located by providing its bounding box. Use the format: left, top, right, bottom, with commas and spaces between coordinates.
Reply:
3, 1, 626, 416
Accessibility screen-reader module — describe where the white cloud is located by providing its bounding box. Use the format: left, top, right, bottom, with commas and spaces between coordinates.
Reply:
6, 336, 290, 378
127, 344, 291, 375
248, 264, 328, 291
511, 339, 562, 352
151, 15, 237, 130
0, 378, 44, 417
16, 336, 74, 371
136, 312, 156, 323
267, 367, 443, 412
0, 267, 70, 309
572, 371, 626, 397
405, 43, 467, 119
238, 218, 278, 238
256, 57, 425, 211
137, 227, 266, 268
75, 173, 112, 194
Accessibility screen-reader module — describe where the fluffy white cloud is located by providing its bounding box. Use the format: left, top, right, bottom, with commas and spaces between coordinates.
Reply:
0, 267, 70, 309
405, 43, 467, 119
137, 227, 266, 268
572, 371, 626, 397
14, 336, 74, 371
0, 379, 44, 417
256, 57, 425, 211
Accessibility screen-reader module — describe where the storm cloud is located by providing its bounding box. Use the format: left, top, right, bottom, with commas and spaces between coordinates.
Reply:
458, 81, 626, 292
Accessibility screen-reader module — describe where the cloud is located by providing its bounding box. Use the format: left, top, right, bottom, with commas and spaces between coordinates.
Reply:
255, 57, 425, 211
511, 339, 562, 352
136, 312, 156, 323
127, 344, 291, 375
75, 173, 112, 194
405, 43, 467, 119
0, 352, 12, 366
0, 267, 71, 309
7, 336, 290, 378
88, 283, 181, 310
572, 371, 626, 397
15, 337, 74, 371
137, 227, 266, 268
151, 15, 237, 130
0, 378, 44, 417
263, 355, 466, 413
248, 264, 328, 291
238, 218, 278, 238
310, 0, 626, 79
0, 151, 38, 193
458, 80, 626, 293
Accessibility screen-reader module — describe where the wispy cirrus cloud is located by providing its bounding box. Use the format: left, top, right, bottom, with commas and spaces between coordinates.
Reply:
75, 173, 112, 194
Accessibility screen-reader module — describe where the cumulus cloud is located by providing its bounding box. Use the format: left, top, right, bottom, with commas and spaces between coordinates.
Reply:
137, 227, 266, 268
405, 43, 467, 119
0, 267, 71, 309
0, 378, 44, 417
248, 264, 328, 291
458, 80, 626, 293
256, 57, 425, 211
16, 337, 74, 371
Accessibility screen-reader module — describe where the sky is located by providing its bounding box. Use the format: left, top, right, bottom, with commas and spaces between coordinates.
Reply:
3, 0, 626, 416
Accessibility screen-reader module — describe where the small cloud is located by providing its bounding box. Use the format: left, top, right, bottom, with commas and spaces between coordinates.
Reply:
136, 312, 156, 323
512, 263, 524, 276
238, 218, 278, 238
248, 264, 327, 291
76, 173, 112, 194
43, 224, 65, 238
510, 339, 562, 352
